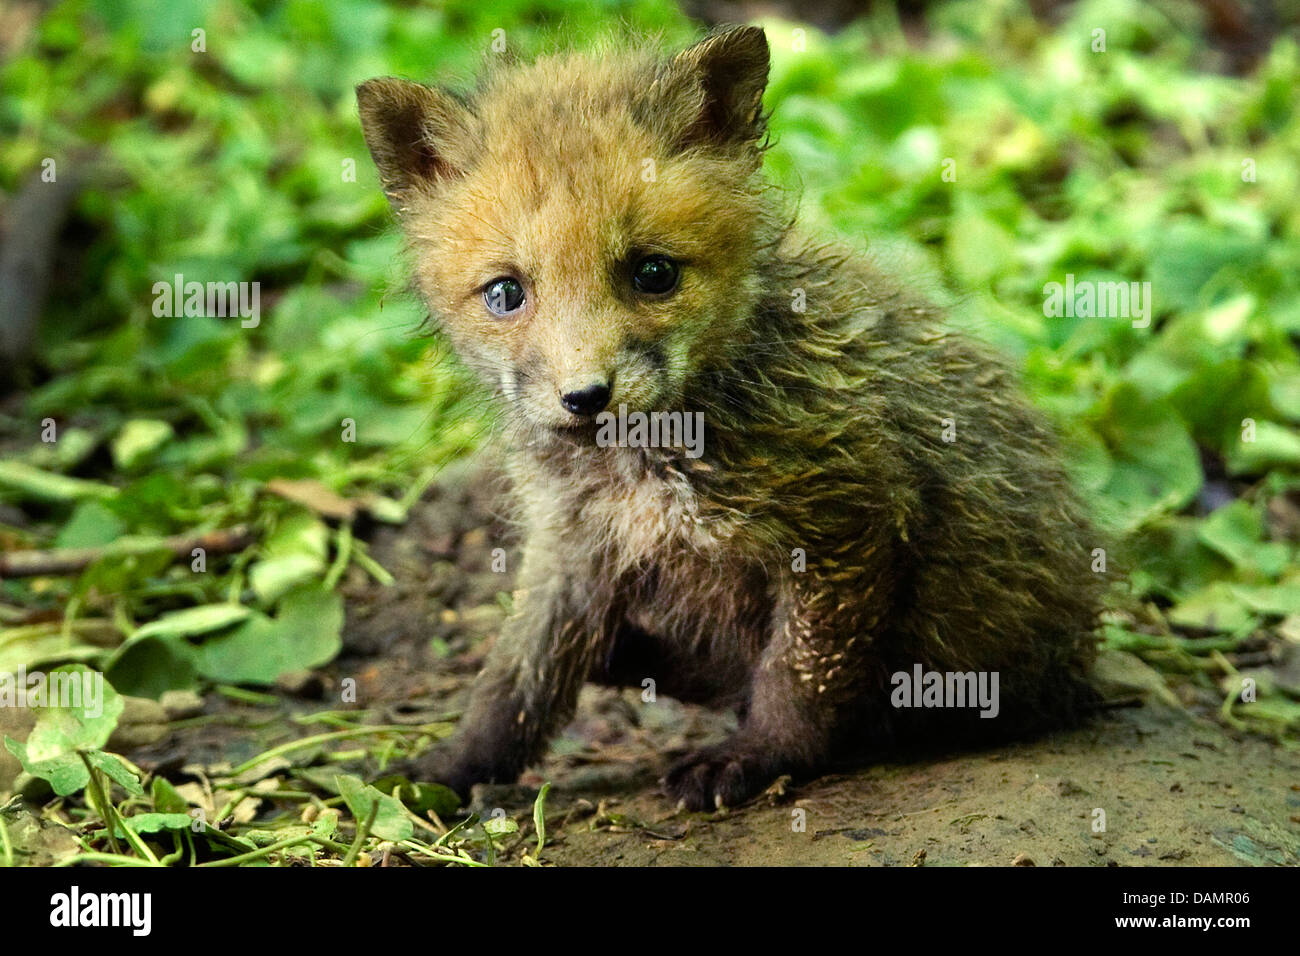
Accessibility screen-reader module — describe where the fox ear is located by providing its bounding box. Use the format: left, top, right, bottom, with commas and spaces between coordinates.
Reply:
670, 25, 770, 148
356, 77, 472, 210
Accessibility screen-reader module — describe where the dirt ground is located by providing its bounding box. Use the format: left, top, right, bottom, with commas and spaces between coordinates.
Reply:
15, 463, 1286, 866
328, 462, 1300, 867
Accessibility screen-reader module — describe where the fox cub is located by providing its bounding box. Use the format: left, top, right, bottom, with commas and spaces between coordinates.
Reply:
358, 25, 1103, 810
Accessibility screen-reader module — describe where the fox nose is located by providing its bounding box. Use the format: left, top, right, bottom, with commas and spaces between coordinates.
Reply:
560, 382, 611, 417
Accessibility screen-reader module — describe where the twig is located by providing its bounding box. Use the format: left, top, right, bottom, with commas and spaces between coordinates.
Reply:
0, 525, 253, 579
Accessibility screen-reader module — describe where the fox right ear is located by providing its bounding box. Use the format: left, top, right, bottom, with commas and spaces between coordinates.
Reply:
356, 78, 472, 211
669, 25, 770, 149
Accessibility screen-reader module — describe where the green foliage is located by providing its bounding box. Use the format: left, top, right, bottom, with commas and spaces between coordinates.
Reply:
2, 664, 130, 795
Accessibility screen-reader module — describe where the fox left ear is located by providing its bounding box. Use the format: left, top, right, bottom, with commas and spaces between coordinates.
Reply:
356, 77, 473, 213
669, 25, 770, 149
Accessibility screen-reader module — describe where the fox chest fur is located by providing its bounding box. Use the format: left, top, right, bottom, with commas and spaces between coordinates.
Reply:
510, 442, 773, 675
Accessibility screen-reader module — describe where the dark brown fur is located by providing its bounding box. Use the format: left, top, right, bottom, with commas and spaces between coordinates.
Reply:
358, 26, 1104, 810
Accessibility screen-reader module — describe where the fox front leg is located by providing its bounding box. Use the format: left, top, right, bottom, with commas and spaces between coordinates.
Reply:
663, 557, 892, 810
421, 538, 620, 800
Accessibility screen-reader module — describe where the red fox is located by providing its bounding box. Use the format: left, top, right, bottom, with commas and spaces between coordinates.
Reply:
358, 25, 1102, 810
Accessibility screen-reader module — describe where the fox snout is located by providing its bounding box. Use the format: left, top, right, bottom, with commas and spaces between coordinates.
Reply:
548, 342, 616, 418
503, 336, 671, 430
559, 381, 611, 417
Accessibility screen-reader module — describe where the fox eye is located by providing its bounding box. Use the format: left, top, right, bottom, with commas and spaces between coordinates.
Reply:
483, 277, 525, 316
631, 256, 679, 295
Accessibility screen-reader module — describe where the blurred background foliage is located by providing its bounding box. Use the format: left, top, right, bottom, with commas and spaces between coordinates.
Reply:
0, 0, 1298, 732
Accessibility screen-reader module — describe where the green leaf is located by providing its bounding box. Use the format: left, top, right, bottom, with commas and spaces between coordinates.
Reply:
111, 812, 192, 838
1127, 516, 1231, 600
1267, 367, 1300, 420
1168, 360, 1272, 449
195, 585, 342, 685
110, 419, 175, 470
106, 636, 200, 699
1232, 579, 1300, 617
73, 541, 176, 598
1197, 501, 1290, 578
24, 427, 99, 473
482, 815, 518, 836
55, 501, 127, 549
15, 665, 123, 758
0, 461, 118, 503
2, 745, 87, 796
0, 663, 129, 796
249, 554, 324, 606
533, 782, 551, 856
107, 604, 252, 671
248, 512, 329, 604
1227, 420, 1300, 475
1091, 384, 1201, 529
1144, 220, 1261, 313
86, 750, 143, 796
127, 603, 252, 644
1167, 582, 1253, 633
370, 774, 461, 819
947, 205, 1015, 286
0, 625, 109, 675
150, 776, 190, 813
335, 773, 413, 842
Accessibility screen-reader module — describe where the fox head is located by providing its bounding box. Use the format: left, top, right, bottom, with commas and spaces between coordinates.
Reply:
358, 26, 777, 437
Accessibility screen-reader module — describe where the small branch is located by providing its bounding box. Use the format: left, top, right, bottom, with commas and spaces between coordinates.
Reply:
0, 525, 254, 579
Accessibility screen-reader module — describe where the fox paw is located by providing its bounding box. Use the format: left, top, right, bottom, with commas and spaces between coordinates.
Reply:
662, 742, 775, 811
